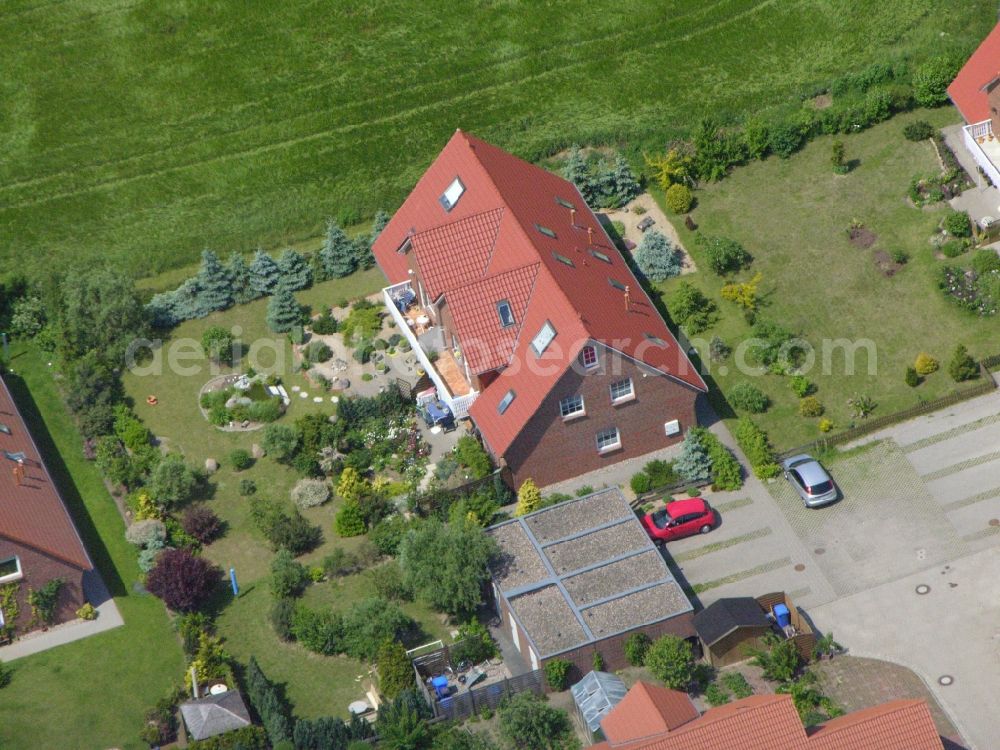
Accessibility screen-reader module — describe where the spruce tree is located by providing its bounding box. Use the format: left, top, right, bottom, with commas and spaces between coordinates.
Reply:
227, 252, 258, 304
371, 210, 391, 240
277, 249, 313, 290
352, 237, 375, 271
196, 249, 234, 312
675, 430, 713, 484
562, 145, 595, 204
249, 250, 281, 296
608, 154, 641, 207
266, 284, 304, 333
318, 220, 357, 279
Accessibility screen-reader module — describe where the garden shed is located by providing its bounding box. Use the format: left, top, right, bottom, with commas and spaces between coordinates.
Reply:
570, 670, 628, 733
693, 596, 772, 667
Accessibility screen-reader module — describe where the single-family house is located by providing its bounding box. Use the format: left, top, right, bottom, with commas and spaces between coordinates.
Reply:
372, 131, 707, 488
0, 373, 93, 635
948, 23, 1000, 187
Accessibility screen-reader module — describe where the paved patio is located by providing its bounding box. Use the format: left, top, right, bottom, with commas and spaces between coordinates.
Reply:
942, 123, 1000, 225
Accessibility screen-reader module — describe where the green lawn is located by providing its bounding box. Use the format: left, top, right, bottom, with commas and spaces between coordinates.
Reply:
0, 347, 184, 750
0, 1, 992, 280
657, 108, 1000, 450
123, 272, 452, 720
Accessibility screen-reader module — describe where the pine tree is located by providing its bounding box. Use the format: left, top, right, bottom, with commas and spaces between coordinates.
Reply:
277, 249, 313, 290
352, 237, 375, 271
675, 430, 713, 484
318, 220, 357, 279
195, 249, 234, 312
608, 154, 641, 207
249, 250, 281, 296
227, 253, 258, 304
948, 344, 979, 382
266, 284, 304, 333
563, 145, 592, 203
371, 210, 391, 240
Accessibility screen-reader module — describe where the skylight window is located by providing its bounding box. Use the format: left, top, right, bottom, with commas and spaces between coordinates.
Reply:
644, 332, 667, 346
589, 249, 612, 264
439, 177, 465, 211
497, 300, 515, 328
498, 389, 516, 415
608, 278, 626, 291
552, 252, 575, 267
530, 321, 557, 356
555, 197, 575, 209
535, 224, 557, 239
0, 424, 9, 435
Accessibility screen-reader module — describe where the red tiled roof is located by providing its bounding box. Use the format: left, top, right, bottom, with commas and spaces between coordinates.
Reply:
0, 375, 92, 571
948, 22, 1000, 124
445, 263, 540, 374
373, 130, 707, 457
592, 686, 944, 750
600, 682, 698, 745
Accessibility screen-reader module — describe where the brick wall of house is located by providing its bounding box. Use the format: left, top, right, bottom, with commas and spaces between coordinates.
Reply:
501, 346, 699, 488
0, 540, 87, 634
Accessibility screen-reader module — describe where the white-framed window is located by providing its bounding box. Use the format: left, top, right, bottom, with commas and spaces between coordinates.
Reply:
559, 394, 585, 418
580, 345, 598, 369
498, 390, 516, 415
609, 378, 634, 403
596, 427, 621, 453
496, 300, 515, 328
530, 321, 557, 356
439, 177, 465, 211
0, 556, 22, 584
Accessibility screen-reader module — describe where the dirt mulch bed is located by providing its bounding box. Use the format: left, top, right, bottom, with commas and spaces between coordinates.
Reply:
809, 93, 833, 109
872, 250, 903, 277
848, 227, 877, 248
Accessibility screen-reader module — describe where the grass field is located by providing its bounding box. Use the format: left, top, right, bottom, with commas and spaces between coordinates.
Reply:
1, 1, 993, 279
658, 108, 1000, 450
0, 347, 184, 750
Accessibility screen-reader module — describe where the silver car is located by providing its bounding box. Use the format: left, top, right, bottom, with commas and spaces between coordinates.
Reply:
782, 454, 838, 508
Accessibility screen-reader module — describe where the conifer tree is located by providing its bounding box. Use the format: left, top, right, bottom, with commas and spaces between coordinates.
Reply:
196, 249, 234, 312
277, 249, 313, 290
249, 249, 281, 296
318, 220, 357, 279
227, 252, 258, 304
266, 283, 304, 333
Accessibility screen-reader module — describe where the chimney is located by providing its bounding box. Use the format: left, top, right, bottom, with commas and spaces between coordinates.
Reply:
624, 285, 631, 312
587, 226, 594, 245
570, 208, 576, 226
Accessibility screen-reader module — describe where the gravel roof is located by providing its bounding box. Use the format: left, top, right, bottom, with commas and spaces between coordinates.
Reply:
544, 520, 650, 575
561, 550, 667, 607
509, 585, 588, 655
524, 488, 631, 544
581, 581, 692, 639
488, 522, 548, 591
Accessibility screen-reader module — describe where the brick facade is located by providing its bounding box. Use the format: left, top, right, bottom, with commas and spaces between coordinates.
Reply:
0, 540, 87, 633
499, 344, 699, 488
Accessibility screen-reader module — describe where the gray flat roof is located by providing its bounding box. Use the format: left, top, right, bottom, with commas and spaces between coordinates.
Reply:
488, 488, 692, 659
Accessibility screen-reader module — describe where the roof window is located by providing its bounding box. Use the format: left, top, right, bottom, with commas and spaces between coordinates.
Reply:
608, 278, 626, 291
589, 249, 612, 264
497, 300, 515, 328
644, 332, 667, 346
552, 252, 575, 267
530, 321, 557, 356
535, 224, 557, 239
439, 177, 465, 211
498, 389, 516, 415
555, 197, 575, 209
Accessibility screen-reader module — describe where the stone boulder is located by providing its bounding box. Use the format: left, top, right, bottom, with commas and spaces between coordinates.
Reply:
205, 458, 219, 473
251, 443, 265, 459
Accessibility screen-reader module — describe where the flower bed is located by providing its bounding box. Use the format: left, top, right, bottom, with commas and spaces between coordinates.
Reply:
938, 266, 998, 317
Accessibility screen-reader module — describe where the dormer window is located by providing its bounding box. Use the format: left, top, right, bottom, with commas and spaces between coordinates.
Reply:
580, 345, 598, 369
439, 177, 465, 212
496, 300, 515, 328
530, 321, 557, 356
498, 389, 516, 415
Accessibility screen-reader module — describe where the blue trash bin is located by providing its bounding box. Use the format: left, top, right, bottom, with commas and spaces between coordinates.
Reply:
773, 603, 791, 628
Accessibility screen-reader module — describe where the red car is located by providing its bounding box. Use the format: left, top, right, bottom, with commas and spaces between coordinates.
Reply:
641, 498, 715, 543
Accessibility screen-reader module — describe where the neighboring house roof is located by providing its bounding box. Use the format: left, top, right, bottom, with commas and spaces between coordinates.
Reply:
487, 489, 692, 659
948, 22, 1000, 124
593, 685, 945, 750
693, 597, 770, 646
599, 681, 698, 745
0, 374, 92, 571
180, 690, 252, 741
372, 130, 707, 457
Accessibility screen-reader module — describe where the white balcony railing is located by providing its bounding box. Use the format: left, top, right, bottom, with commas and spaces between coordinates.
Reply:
382, 282, 479, 419
962, 120, 1000, 188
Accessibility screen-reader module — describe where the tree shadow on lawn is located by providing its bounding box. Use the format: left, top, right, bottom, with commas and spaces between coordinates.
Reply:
4, 370, 127, 598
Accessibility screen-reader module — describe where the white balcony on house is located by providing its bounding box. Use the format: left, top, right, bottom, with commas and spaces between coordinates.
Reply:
383, 281, 479, 419
962, 120, 1000, 188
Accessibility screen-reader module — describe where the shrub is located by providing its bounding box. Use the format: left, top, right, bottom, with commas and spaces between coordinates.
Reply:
229, 448, 253, 471
818, 417, 834, 433
634, 230, 681, 282
645, 635, 695, 689
750, 634, 802, 682
250, 497, 323, 554
949, 344, 979, 382
699, 431, 742, 491
497, 692, 576, 750
292, 478, 331, 508
798, 396, 824, 417
138, 542, 164, 573
630, 471, 651, 494
943, 210, 972, 238
76, 602, 97, 621
304, 340, 333, 364
913, 55, 962, 108
624, 632, 651, 666
340, 598, 415, 661
705, 682, 731, 706
914, 352, 939, 376
940, 239, 966, 258
698, 235, 751, 276
239, 478, 257, 496
262, 424, 300, 462
322, 548, 359, 577
269, 597, 296, 641
709, 335, 730, 361
291, 606, 343, 654
125, 519, 167, 547
270, 549, 310, 598
451, 620, 499, 664
368, 515, 411, 556
723, 671, 753, 698
592, 651, 605, 671
644, 459, 679, 487
903, 120, 934, 141
544, 659, 571, 691
789, 375, 815, 397
146, 549, 221, 611
727, 382, 770, 413
181, 505, 224, 544
665, 183, 694, 214
972, 249, 1000, 275
515, 478, 542, 516
377, 640, 415, 701
310, 310, 338, 335
454, 436, 492, 479
891, 248, 909, 265
904, 366, 920, 387
667, 281, 715, 333
334, 498, 367, 537
367, 561, 413, 602
201, 326, 235, 364
848, 394, 877, 419
734, 418, 780, 479
148, 454, 198, 510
